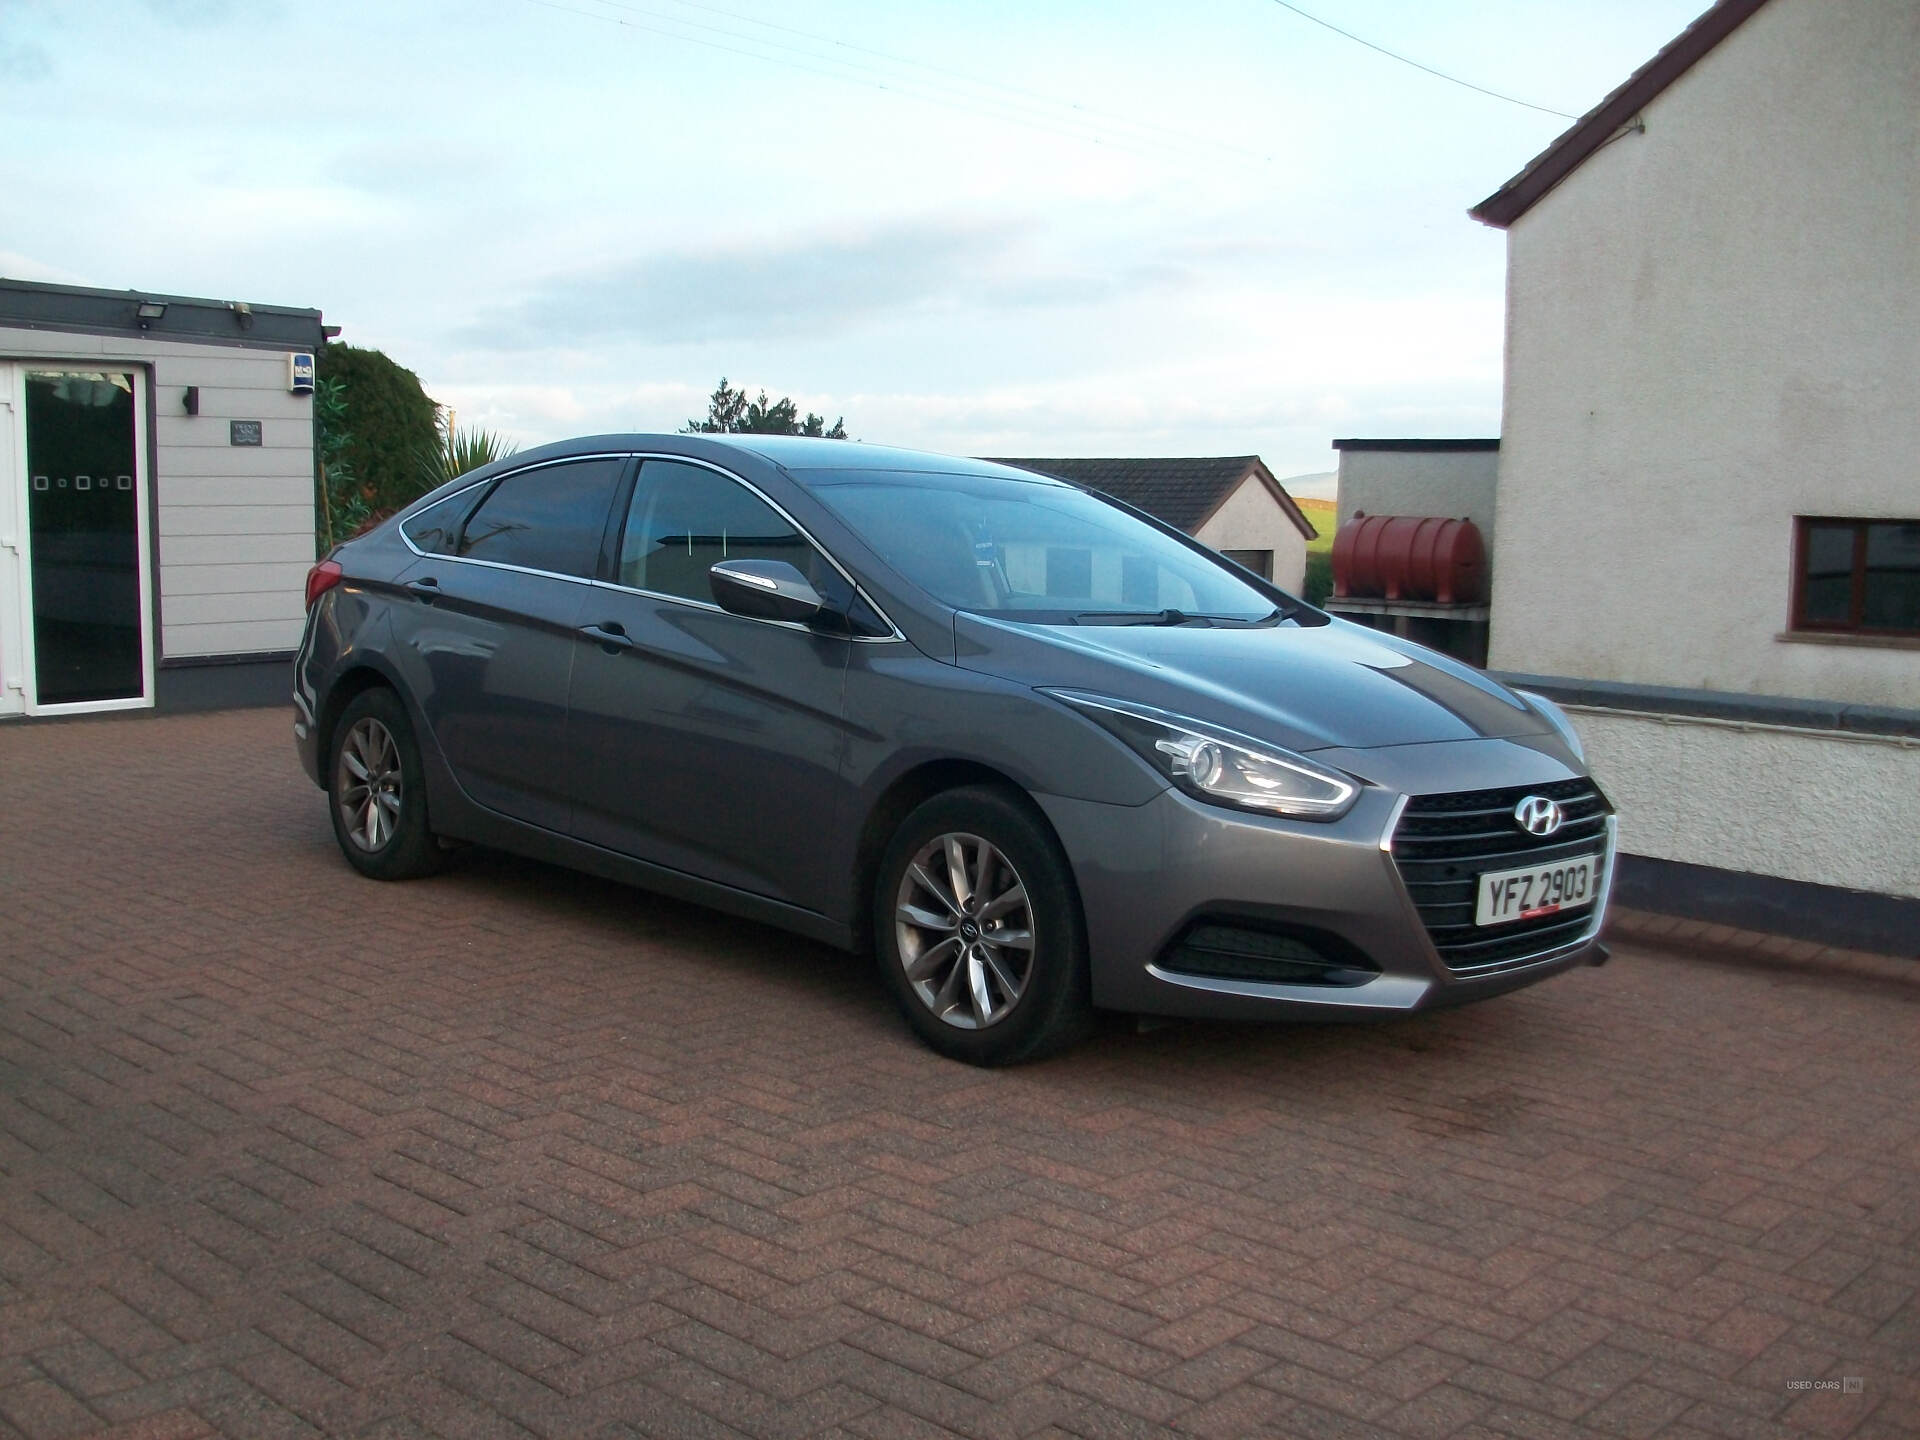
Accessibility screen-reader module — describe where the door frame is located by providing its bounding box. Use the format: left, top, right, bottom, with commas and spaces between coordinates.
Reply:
0, 375, 21, 716
2, 361, 157, 715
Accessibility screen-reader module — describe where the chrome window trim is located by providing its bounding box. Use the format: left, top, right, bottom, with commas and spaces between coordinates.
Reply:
605, 452, 904, 643
396, 452, 634, 571
392, 450, 904, 642
409, 552, 602, 588
396, 477, 490, 556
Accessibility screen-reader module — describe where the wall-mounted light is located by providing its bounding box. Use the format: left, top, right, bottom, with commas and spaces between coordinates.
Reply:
136, 300, 166, 328
183, 386, 200, 416
229, 301, 253, 330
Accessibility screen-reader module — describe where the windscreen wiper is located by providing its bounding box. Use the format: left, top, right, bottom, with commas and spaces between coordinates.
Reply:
1074, 608, 1285, 627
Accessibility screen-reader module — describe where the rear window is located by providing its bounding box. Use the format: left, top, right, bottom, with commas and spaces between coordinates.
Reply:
401, 485, 482, 555
456, 459, 626, 578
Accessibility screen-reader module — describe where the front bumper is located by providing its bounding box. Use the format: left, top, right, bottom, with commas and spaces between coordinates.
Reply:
1038, 745, 1613, 1022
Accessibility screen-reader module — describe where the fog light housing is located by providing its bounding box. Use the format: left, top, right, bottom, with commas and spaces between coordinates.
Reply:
1159, 921, 1381, 987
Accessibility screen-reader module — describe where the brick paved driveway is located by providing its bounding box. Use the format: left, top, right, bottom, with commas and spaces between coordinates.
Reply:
1, 709, 1915, 1440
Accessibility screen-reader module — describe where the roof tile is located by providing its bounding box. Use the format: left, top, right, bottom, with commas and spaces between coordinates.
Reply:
986, 456, 1264, 533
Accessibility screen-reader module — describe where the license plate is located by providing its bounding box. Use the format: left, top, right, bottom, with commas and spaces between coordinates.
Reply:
1475, 853, 1600, 927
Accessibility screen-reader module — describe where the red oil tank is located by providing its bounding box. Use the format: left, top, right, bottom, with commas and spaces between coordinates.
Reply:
1331, 514, 1488, 604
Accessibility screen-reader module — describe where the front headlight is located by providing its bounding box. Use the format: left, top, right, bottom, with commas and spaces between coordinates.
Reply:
1047, 691, 1360, 821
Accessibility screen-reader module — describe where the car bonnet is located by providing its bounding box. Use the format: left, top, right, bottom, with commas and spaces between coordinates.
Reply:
953, 611, 1557, 755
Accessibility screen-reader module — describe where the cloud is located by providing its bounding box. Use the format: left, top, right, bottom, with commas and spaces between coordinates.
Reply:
0, 36, 48, 77
464, 218, 1025, 351
325, 139, 511, 200
0, 250, 88, 284
137, 0, 250, 25
411, 364, 1499, 483
457, 216, 1199, 354
0, 0, 50, 79
426, 380, 709, 444
981, 260, 1196, 310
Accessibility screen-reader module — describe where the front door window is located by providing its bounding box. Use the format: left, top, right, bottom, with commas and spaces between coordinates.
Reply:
23, 371, 145, 706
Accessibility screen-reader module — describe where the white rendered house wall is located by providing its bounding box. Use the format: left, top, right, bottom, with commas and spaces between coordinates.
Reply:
1193, 475, 1310, 593
1489, 0, 1918, 710
1575, 709, 1920, 901
1486, 0, 1918, 902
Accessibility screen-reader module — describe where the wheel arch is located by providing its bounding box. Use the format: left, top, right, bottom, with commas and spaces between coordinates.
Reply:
315, 662, 405, 788
849, 759, 1082, 958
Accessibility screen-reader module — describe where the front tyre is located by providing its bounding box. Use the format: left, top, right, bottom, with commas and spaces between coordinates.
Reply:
875, 786, 1091, 1066
328, 687, 444, 881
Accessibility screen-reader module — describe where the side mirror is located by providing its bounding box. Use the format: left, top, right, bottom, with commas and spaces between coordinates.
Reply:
709, 559, 825, 624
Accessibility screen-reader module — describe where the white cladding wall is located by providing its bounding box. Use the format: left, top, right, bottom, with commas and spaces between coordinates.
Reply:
0, 326, 315, 658
1490, 0, 1920, 709
1574, 709, 1920, 900
1193, 475, 1310, 592
1335, 450, 1500, 552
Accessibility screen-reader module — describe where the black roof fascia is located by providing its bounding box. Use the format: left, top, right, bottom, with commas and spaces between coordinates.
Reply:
0, 278, 325, 352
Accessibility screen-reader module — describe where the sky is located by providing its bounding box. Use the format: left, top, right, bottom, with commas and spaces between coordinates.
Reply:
0, 0, 1705, 487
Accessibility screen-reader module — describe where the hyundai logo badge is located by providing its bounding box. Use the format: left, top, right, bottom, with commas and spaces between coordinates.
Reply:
1513, 795, 1564, 837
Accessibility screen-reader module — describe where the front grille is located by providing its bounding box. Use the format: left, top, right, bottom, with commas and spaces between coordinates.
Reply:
1391, 777, 1611, 973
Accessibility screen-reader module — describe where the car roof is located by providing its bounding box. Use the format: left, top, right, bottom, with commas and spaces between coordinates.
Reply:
694, 435, 1058, 480
504, 433, 1068, 485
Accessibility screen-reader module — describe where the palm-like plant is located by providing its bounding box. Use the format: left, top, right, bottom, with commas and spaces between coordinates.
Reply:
417, 414, 518, 493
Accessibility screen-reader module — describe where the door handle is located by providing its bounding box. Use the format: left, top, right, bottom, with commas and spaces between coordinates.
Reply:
580, 622, 635, 653
405, 577, 441, 601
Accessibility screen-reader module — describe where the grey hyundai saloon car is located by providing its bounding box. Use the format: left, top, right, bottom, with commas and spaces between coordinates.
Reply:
295, 435, 1613, 1064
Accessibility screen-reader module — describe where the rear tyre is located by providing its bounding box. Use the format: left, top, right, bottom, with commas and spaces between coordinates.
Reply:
328, 687, 444, 881
875, 786, 1092, 1066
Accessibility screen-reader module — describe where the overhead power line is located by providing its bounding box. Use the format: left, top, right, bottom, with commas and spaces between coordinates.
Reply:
520, 0, 1128, 155
517, 0, 1274, 168
598, 0, 1263, 161
1263, 0, 1579, 120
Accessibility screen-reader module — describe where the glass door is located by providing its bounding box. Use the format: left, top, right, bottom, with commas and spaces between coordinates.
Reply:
0, 375, 22, 716
7, 366, 154, 712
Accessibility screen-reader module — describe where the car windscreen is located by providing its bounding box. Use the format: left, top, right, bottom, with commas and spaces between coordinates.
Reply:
811, 470, 1280, 623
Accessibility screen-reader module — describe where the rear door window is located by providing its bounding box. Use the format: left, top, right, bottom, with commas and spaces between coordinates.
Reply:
457, 458, 626, 578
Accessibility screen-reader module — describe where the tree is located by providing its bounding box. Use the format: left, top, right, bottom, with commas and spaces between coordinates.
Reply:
683, 377, 847, 439
1302, 549, 1334, 607
315, 343, 441, 515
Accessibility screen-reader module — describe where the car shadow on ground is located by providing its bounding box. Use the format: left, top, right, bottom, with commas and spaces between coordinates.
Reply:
426, 841, 1565, 1088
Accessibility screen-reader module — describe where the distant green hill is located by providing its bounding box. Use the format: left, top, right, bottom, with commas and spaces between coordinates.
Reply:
1297, 497, 1336, 554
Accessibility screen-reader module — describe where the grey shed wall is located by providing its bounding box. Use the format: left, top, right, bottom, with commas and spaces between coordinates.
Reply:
0, 324, 316, 659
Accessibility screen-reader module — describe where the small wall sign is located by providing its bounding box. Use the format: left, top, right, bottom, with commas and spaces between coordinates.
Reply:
289, 352, 316, 394
230, 420, 263, 447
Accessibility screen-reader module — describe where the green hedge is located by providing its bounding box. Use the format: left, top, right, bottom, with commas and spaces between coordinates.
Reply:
1303, 549, 1333, 607
315, 343, 439, 517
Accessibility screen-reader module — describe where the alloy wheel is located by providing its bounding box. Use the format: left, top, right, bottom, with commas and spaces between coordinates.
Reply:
336, 716, 403, 853
894, 831, 1035, 1030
